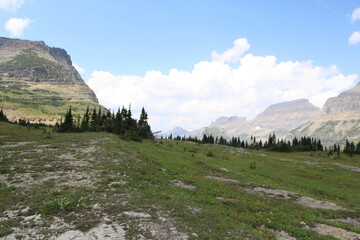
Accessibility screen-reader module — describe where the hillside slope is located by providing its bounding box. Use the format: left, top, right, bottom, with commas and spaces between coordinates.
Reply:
0, 37, 102, 124
0, 122, 359, 239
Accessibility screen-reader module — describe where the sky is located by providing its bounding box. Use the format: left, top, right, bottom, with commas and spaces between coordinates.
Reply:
1, 0, 360, 131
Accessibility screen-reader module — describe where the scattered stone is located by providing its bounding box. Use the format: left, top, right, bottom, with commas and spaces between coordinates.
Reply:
23, 214, 41, 222
109, 181, 127, 186
245, 187, 347, 210
57, 153, 77, 160
297, 196, 346, 210
123, 211, 152, 218
49, 217, 74, 230
187, 205, 202, 214
92, 203, 101, 210
79, 145, 99, 154
1, 142, 34, 148
311, 223, 360, 240
219, 167, 229, 172
205, 175, 240, 183
299, 221, 307, 226
329, 217, 360, 228
0, 170, 100, 189
216, 196, 236, 201
332, 163, 360, 172
138, 219, 188, 240
171, 179, 196, 190
55, 223, 126, 240
273, 230, 297, 240
225, 147, 249, 155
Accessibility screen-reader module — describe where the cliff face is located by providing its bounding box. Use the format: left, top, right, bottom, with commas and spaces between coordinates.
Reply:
252, 99, 321, 134
322, 83, 360, 115
0, 37, 101, 123
290, 83, 360, 144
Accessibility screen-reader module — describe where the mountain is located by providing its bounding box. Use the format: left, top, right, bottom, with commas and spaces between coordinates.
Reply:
251, 99, 321, 137
191, 99, 321, 140
291, 83, 360, 144
0, 37, 102, 124
210, 116, 246, 126
157, 126, 190, 138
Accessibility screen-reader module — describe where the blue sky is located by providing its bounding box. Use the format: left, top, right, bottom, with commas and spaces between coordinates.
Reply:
1, 0, 360, 131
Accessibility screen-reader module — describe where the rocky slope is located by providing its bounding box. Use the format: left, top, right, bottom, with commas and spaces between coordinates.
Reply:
291, 83, 360, 144
0, 37, 101, 123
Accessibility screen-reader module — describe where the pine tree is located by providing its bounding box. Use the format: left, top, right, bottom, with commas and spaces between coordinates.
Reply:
61, 106, 74, 132
138, 107, 152, 139
81, 106, 90, 131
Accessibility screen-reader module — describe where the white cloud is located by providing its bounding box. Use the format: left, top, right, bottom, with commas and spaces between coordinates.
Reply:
73, 63, 85, 75
211, 38, 250, 63
349, 31, 360, 45
4, 17, 30, 37
351, 7, 360, 23
87, 38, 358, 131
0, 0, 28, 12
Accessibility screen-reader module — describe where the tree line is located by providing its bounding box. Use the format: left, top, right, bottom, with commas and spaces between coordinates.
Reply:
54, 106, 153, 140
164, 132, 324, 152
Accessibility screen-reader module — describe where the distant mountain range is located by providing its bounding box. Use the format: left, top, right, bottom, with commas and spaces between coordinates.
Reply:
164, 86, 360, 145
0, 37, 102, 124
157, 126, 190, 138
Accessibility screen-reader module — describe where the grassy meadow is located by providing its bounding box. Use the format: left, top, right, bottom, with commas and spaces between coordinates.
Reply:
0, 122, 359, 239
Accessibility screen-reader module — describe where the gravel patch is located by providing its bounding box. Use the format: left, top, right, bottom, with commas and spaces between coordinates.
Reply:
311, 223, 360, 240
1, 142, 34, 148
329, 217, 360, 228
171, 179, 196, 190
124, 211, 152, 218
0, 170, 100, 189
332, 163, 360, 172
55, 223, 126, 240
205, 175, 240, 183
245, 187, 347, 210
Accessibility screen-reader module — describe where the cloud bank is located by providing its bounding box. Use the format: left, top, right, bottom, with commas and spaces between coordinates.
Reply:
4, 17, 30, 37
0, 0, 28, 12
88, 38, 358, 131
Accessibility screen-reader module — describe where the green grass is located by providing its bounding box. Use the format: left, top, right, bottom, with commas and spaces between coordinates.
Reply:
0, 122, 359, 239
6, 49, 52, 67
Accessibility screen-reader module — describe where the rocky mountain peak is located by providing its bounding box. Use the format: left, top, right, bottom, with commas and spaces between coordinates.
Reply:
322, 83, 360, 115
211, 116, 246, 126
0, 37, 101, 123
49, 47, 72, 66
255, 99, 320, 120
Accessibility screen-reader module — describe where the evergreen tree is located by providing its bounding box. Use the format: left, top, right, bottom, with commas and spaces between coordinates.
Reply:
138, 107, 152, 139
81, 106, 90, 131
60, 107, 74, 132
